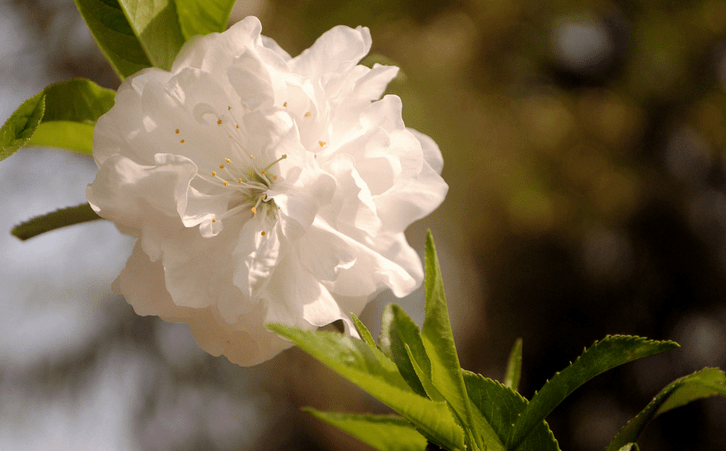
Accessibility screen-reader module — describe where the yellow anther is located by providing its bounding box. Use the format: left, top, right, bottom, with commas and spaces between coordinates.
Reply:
225, 158, 231, 163
237, 178, 242, 183
250, 155, 255, 159
223, 181, 229, 186
319, 141, 325, 147
251, 207, 257, 214
273, 175, 278, 180
212, 171, 217, 176
261, 231, 266, 236
304, 112, 311, 117
175, 129, 179, 134
180, 139, 185, 143
283, 102, 288, 107
212, 218, 217, 223
236, 125, 239, 129
217, 119, 223, 125
314, 154, 317, 158
219, 164, 225, 169
228, 106, 232, 110
260, 170, 265, 175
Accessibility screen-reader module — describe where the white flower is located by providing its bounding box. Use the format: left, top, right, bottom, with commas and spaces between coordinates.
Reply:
86, 16, 448, 366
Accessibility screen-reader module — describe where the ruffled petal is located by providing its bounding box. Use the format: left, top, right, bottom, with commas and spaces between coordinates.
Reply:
290, 25, 372, 79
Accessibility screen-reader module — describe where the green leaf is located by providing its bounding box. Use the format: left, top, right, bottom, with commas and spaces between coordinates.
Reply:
509, 336, 679, 450
351, 312, 377, 348
616, 444, 639, 451
1, 79, 115, 160
0, 91, 45, 162
421, 231, 484, 450
268, 324, 466, 451
379, 303, 431, 397
504, 338, 523, 391
12, 204, 102, 241
607, 367, 726, 451
463, 371, 560, 451
304, 409, 428, 451
28, 122, 96, 155
173, 0, 236, 39
74, 0, 153, 79
117, 0, 185, 71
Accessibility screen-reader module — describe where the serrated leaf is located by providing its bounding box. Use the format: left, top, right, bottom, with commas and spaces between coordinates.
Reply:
379, 303, 431, 397
173, 0, 236, 39
351, 312, 377, 348
0, 91, 44, 161
607, 367, 726, 451
12, 204, 102, 241
509, 335, 679, 450
1, 79, 115, 161
504, 338, 523, 391
463, 371, 560, 451
421, 231, 485, 450
117, 0, 185, 71
305, 409, 428, 451
74, 0, 153, 79
268, 324, 466, 451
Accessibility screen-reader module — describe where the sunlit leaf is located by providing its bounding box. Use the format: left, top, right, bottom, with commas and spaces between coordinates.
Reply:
74, 0, 153, 79
464, 371, 560, 451
0, 79, 114, 160
305, 409, 428, 451
607, 367, 726, 451
12, 204, 102, 241
504, 338, 523, 391
421, 231, 486, 450
173, 0, 236, 39
268, 324, 466, 451
117, 0, 185, 70
509, 336, 679, 450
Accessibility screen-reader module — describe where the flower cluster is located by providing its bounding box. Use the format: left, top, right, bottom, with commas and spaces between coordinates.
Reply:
86, 16, 448, 365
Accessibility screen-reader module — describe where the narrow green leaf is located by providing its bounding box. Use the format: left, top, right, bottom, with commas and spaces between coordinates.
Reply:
405, 344, 445, 402
1, 79, 115, 160
421, 231, 484, 450
74, 0, 153, 79
379, 303, 431, 397
509, 336, 679, 450
12, 204, 102, 241
464, 371, 560, 451
117, 0, 185, 71
351, 312, 377, 348
607, 367, 726, 451
0, 91, 44, 162
173, 0, 236, 39
268, 324, 466, 451
304, 409, 428, 451
504, 338, 523, 391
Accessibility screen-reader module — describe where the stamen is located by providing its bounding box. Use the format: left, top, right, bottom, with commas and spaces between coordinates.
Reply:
283, 102, 288, 107
224, 181, 229, 186
225, 158, 231, 163
319, 141, 325, 147
219, 164, 225, 169
251, 207, 257, 214
304, 112, 311, 118
175, 129, 179, 134
212, 171, 217, 176
261, 231, 266, 236
180, 139, 185, 143
238, 178, 242, 184
228, 106, 232, 110
217, 119, 223, 125
212, 218, 217, 223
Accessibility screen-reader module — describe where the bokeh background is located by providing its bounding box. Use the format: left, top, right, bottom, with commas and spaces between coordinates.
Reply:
2, 0, 726, 449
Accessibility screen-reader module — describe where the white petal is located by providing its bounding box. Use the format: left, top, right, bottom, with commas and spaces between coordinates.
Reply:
290, 25, 372, 79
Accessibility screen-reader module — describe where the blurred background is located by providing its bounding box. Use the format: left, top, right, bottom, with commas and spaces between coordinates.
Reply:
2, 0, 726, 449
